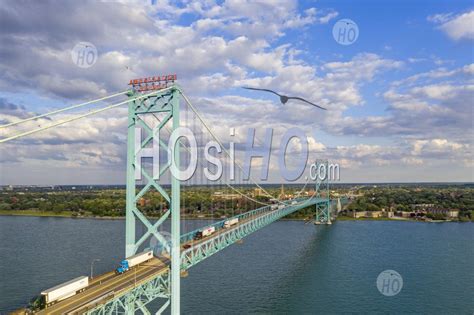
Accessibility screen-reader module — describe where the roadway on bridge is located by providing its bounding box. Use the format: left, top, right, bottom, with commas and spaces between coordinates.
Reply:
37, 257, 169, 314
180, 206, 274, 249
35, 203, 298, 314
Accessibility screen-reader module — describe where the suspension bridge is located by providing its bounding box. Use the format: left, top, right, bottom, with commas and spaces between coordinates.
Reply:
1, 76, 345, 314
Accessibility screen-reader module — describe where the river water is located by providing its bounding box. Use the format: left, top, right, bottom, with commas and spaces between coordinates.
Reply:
0, 216, 473, 313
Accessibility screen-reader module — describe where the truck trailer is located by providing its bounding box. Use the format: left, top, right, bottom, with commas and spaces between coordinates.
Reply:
116, 250, 154, 274
223, 218, 239, 228
41, 276, 89, 307
194, 226, 216, 239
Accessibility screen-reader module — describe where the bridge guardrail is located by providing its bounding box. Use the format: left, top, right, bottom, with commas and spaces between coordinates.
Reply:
180, 196, 332, 244
180, 204, 272, 243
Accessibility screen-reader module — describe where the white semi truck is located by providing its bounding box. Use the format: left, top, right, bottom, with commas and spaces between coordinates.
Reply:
41, 276, 89, 307
223, 218, 239, 228
194, 226, 216, 239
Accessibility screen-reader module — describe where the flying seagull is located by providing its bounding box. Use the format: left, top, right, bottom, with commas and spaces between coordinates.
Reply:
242, 87, 327, 110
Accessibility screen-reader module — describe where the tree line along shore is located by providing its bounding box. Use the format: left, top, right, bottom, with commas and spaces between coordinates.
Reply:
0, 184, 472, 222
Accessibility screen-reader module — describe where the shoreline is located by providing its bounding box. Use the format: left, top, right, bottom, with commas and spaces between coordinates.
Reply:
0, 210, 468, 223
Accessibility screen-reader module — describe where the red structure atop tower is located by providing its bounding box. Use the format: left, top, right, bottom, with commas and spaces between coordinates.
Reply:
128, 74, 177, 92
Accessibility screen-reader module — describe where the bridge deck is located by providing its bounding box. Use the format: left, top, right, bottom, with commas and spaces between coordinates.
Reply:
37, 258, 169, 314
34, 207, 274, 314
33, 197, 335, 314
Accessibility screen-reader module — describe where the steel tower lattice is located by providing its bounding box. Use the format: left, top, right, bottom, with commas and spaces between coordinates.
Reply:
314, 160, 331, 224
124, 85, 181, 314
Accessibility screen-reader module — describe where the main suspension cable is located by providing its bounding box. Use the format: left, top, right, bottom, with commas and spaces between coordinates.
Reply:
0, 88, 173, 144
0, 90, 129, 129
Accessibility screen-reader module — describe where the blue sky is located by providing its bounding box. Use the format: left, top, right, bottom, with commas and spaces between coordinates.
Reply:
0, 0, 472, 184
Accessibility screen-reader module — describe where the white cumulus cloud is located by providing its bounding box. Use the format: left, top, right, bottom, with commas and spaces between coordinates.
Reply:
429, 10, 474, 41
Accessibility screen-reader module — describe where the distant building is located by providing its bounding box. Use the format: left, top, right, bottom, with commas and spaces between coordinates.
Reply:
411, 203, 435, 210
428, 208, 459, 218
351, 211, 390, 218
139, 198, 147, 207
352, 211, 367, 218
278, 184, 294, 200
448, 210, 459, 218
213, 191, 240, 200
367, 211, 383, 218
399, 211, 413, 218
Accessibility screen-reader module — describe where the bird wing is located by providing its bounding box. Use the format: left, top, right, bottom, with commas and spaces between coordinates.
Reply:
242, 87, 281, 97
287, 96, 327, 110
